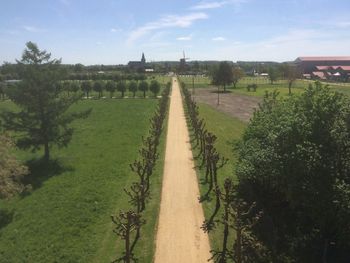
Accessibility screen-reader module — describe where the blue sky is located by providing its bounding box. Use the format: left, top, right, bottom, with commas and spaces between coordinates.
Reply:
1, 0, 350, 65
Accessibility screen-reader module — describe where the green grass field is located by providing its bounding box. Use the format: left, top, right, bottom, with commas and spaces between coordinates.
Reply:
189, 103, 246, 252
179, 76, 350, 97
0, 99, 167, 262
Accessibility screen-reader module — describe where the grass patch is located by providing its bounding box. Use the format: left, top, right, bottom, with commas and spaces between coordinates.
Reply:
0, 99, 167, 262
180, 76, 350, 98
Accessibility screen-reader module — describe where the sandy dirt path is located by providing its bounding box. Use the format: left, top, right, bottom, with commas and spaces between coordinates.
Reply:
154, 78, 211, 263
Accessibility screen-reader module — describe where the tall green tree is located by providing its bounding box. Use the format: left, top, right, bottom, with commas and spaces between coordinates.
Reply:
268, 66, 279, 84
93, 80, 105, 98
128, 80, 138, 97
212, 62, 233, 92
232, 67, 245, 89
117, 81, 127, 97
0, 82, 5, 100
1, 42, 91, 162
280, 63, 299, 95
138, 80, 149, 98
235, 83, 350, 262
105, 80, 117, 98
149, 80, 161, 97
81, 80, 92, 98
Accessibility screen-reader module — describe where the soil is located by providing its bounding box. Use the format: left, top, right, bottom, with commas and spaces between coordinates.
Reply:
154, 78, 211, 263
192, 88, 262, 122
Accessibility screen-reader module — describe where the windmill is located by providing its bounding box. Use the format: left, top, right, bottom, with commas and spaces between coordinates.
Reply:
179, 51, 190, 73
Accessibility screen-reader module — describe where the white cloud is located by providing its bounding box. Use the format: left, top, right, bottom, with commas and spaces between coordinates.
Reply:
127, 12, 208, 43
212, 36, 226, 41
215, 29, 350, 62
177, 35, 192, 41
22, 26, 46, 33
191, 0, 247, 10
110, 28, 121, 33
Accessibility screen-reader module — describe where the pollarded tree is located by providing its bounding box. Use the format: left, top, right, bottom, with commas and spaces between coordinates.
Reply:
235, 83, 350, 262
0, 134, 28, 199
105, 80, 117, 98
81, 80, 92, 98
149, 80, 161, 97
93, 80, 105, 98
128, 80, 138, 98
117, 81, 127, 98
1, 42, 91, 162
138, 80, 149, 98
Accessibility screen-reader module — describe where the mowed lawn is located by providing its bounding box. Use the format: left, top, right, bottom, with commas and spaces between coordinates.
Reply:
0, 99, 166, 262
180, 76, 350, 97
192, 103, 246, 252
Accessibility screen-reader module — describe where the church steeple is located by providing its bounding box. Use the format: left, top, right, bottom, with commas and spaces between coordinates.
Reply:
141, 53, 146, 64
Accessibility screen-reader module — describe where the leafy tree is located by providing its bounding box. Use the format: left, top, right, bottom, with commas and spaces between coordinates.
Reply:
235, 83, 350, 262
138, 80, 149, 98
81, 80, 92, 98
280, 63, 299, 95
212, 62, 233, 92
1, 42, 91, 161
117, 81, 127, 97
149, 80, 161, 97
128, 80, 138, 97
0, 82, 5, 100
0, 134, 28, 199
105, 80, 117, 98
93, 80, 105, 98
232, 67, 245, 89
268, 66, 279, 84
69, 81, 80, 94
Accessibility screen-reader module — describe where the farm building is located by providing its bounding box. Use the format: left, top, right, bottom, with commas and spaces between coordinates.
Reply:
295, 56, 350, 81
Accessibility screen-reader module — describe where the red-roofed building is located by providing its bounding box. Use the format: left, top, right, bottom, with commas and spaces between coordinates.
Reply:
295, 56, 350, 74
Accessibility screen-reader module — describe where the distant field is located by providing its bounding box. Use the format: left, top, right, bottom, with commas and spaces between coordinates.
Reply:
190, 103, 246, 252
180, 76, 350, 97
0, 99, 166, 262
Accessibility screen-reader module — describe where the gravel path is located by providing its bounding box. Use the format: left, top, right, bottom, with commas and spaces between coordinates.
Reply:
154, 78, 211, 263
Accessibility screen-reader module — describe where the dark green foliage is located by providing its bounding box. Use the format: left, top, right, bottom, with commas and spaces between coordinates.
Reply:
93, 80, 105, 98
138, 80, 149, 98
236, 82, 350, 262
128, 80, 138, 98
81, 80, 92, 98
149, 80, 161, 97
0, 82, 5, 100
117, 81, 127, 98
105, 80, 117, 98
1, 42, 91, 161
268, 66, 279, 84
212, 62, 233, 92
246, 84, 257, 92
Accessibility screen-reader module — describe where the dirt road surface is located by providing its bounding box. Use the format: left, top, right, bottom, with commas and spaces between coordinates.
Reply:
154, 78, 211, 263
193, 88, 261, 122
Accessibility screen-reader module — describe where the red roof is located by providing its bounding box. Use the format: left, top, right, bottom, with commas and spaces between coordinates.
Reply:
297, 56, 350, 61
315, 66, 330, 70
312, 71, 327, 79
337, 66, 350, 71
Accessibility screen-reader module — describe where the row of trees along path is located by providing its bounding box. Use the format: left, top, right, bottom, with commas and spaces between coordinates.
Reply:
154, 77, 211, 262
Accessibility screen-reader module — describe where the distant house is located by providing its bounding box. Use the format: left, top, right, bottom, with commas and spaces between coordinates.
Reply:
128, 53, 146, 71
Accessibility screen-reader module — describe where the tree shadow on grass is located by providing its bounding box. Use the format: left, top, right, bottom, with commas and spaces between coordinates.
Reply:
21, 158, 74, 193
0, 208, 14, 230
